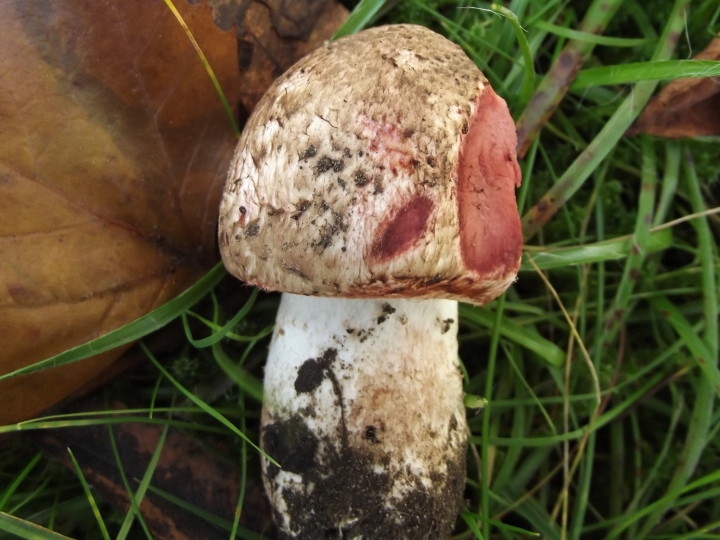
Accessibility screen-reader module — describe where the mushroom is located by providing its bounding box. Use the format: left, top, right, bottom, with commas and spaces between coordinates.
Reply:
218, 24, 522, 540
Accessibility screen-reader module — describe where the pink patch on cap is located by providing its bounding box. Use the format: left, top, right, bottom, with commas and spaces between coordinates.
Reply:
360, 116, 416, 176
458, 86, 523, 277
370, 194, 434, 261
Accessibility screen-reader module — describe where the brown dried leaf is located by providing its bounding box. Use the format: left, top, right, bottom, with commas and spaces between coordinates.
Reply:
0, 0, 346, 424
629, 35, 720, 138
235, 0, 350, 112
31, 400, 274, 539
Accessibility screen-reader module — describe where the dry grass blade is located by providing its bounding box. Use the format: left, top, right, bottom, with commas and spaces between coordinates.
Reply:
515, 0, 625, 157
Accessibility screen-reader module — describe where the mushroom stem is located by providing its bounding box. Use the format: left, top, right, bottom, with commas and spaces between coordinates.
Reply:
261, 294, 467, 539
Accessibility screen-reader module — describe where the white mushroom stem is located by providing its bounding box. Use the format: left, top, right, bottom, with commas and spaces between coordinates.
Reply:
261, 294, 467, 539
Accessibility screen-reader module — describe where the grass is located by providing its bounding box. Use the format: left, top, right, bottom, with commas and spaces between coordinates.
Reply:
1, 0, 720, 538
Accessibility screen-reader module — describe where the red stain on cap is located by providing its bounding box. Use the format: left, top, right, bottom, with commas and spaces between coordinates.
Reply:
371, 194, 434, 261
458, 86, 522, 277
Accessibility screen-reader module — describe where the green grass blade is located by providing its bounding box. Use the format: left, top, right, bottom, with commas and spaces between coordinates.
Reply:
333, 0, 388, 39
459, 304, 565, 368
515, 0, 624, 155
607, 468, 720, 538
463, 510, 540, 536
504, 347, 557, 435
184, 312, 273, 343
488, 360, 534, 497
141, 342, 277, 466
521, 228, 672, 270
489, 4, 535, 105
474, 370, 665, 446
0, 453, 42, 512
532, 20, 654, 47
181, 287, 259, 348
230, 393, 250, 540
460, 511, 485, 539
634, 149, 720, 537
6, 477, 51, 516
144, 485, 265, 540
597, 137, 658, 349
488, 489, 560, 539
481, 293, 505, 539
204, 285, 265, 402
113, 421, 166, 540
670, 518, 720, 539
684, 152, 719, 361
0, 263, 226, 383
654, 141, 681, 226
67, 448, 111, 540
144, 485, 233, 530
212, 340, 264, 402
623, 386, 684, 519
3, 417, 230, 436
0, 512, 72, 540
112, 478, 152, 539
522, 0, 691, 239
572, 60, 720, 90
652, 296, 719, 394
121, 423, 169, 538
570, 431, 596, 540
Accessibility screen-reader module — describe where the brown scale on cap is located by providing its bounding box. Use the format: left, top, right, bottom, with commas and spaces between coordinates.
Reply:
219, 24, 523, 306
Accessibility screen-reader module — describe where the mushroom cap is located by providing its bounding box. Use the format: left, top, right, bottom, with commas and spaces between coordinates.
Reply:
219, 24, 522, 305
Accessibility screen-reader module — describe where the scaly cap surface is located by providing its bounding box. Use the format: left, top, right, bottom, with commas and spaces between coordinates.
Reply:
219, 24, 522, 305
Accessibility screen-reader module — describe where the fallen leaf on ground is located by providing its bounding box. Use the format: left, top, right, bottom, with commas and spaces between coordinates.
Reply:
31, 399, 274, 539
0, 0, 346, 424
232, 0, 349, 112
628, 35, 720, 138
